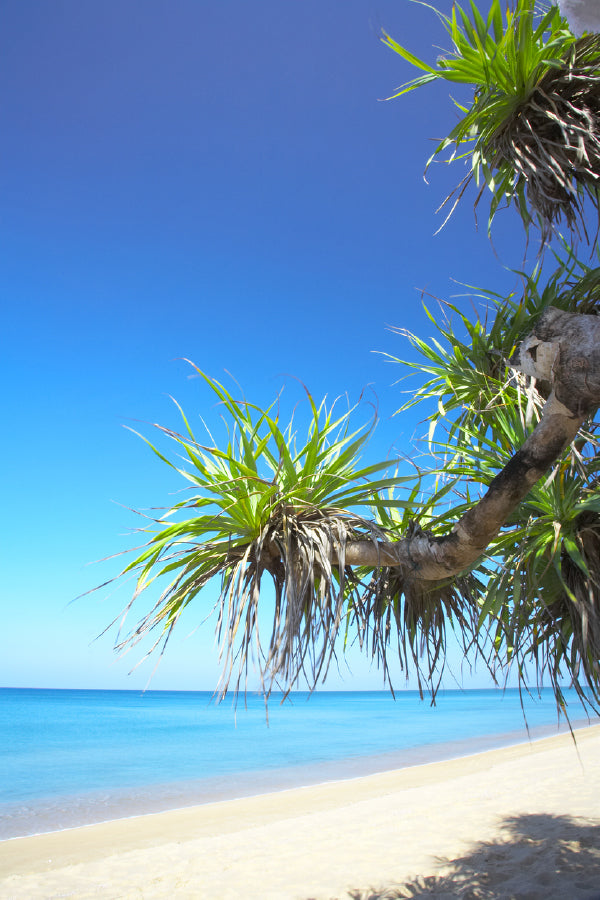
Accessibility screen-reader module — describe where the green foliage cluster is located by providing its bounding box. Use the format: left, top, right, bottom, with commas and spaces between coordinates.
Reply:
383, 1, 600, 240
110, 364, 409, 696
386, 253, 600, 708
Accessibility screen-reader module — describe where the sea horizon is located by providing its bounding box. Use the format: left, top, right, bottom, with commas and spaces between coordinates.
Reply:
2, 686, 598, 842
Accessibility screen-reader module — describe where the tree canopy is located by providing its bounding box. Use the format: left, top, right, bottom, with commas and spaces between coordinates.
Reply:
97, 1, 600, 714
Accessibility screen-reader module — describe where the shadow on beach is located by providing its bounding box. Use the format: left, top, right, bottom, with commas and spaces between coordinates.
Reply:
337, 813, 600, 900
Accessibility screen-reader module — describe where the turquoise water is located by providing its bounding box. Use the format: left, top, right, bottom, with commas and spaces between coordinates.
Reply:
0, 687, 597, 840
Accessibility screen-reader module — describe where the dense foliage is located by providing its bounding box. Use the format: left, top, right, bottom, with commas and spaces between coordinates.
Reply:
387, 252, 600, 709
383, 0, 600, 241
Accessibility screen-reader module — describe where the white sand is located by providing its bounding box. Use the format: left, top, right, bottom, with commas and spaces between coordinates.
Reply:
1, 725, 599, 899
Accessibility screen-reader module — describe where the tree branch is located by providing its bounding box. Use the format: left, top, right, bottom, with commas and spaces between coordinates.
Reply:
344, 308, 600, 578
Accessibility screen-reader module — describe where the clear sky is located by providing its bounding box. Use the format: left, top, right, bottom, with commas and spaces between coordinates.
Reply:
2, 0, 529, 692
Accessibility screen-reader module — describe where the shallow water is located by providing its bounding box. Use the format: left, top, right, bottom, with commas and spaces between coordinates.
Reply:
1, 687, 596, 840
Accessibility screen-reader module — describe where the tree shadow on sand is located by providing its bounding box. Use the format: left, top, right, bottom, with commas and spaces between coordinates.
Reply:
344, 813, 600, 900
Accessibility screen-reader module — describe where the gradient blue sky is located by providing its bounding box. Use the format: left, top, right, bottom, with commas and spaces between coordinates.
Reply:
3, 0, 529, 692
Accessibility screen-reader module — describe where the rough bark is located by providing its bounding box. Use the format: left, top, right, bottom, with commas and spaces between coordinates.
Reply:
343, 308, 600, 578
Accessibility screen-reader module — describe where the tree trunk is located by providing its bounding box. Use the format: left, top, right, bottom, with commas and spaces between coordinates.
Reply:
343, 307, 600, 578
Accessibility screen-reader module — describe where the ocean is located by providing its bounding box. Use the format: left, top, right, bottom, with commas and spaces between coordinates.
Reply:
1, 687, 597, 841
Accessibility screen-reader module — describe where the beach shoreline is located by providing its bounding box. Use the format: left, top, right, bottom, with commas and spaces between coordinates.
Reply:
1, 722, 599, 899
2, 712, 597, 845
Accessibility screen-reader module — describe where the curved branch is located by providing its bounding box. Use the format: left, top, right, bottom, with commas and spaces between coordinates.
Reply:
345, 308, 600, 578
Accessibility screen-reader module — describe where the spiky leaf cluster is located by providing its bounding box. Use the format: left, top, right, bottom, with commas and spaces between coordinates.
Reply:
383, 1, 600, 241
386, 253, 600, 709
105, 365, 411, 697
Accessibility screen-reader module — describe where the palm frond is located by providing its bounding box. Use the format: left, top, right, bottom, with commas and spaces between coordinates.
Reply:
385, 255, 600, 710
102, 366, 410, 698
383, 1, 600, 242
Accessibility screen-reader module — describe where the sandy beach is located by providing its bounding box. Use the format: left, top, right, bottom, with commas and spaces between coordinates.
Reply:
0, 725, 599, 900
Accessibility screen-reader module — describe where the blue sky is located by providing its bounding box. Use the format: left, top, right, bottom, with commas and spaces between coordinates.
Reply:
2, 0, 529, 692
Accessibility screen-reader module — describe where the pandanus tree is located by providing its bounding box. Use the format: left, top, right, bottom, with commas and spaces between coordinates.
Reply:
98, 1, 600, 712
